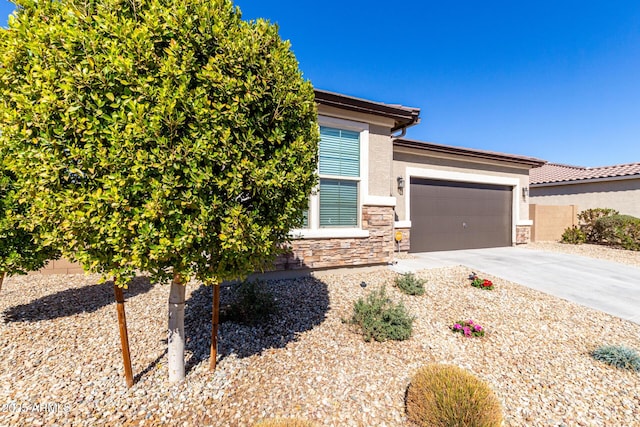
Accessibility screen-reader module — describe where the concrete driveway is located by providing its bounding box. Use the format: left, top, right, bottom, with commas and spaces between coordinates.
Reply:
392, 246, 640, 325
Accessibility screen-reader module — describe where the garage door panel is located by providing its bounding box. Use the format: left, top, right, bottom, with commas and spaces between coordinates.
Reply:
409, 178, 512, 252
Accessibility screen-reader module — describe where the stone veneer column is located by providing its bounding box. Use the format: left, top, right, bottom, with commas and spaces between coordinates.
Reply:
393, 228, 411, 252
516, 225, 531, 244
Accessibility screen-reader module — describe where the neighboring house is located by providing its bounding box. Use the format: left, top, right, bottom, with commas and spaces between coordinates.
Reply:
38, 89, 547, 274
530, 163, 640, 217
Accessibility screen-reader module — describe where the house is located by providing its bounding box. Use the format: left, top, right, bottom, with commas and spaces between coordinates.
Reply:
275, 90, 546, 271
38, 89, 547, 274
530, 163, 640, 217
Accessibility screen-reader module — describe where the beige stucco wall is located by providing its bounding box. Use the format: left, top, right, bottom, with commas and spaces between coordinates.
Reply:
368, 124, 393, 197
33, 258, 84, 275
530, 178, 640, 218
392, 147, 532, 223
529, 204, 578, 242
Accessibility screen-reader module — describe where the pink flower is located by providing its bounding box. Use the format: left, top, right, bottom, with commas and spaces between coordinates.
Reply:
474, 325, 483, 332
467, 319, 474, 325
463, 327, 471, 336
454, 324, 462, 330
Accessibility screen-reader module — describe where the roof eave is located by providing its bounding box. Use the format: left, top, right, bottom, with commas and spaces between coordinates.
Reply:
314, 89, 421, 132
394, 138, 547, 167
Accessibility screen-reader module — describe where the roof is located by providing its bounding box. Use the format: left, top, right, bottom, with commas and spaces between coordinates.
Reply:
530, 162, 640, 185
314, 89, 421, 132
394, 138, 547, 167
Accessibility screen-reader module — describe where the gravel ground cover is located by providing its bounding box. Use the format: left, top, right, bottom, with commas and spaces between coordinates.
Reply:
524, 241, 640, 268
1, 247, 639, 426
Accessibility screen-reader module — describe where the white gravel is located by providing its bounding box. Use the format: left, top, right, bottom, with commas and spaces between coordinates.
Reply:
1, 245, 639, 426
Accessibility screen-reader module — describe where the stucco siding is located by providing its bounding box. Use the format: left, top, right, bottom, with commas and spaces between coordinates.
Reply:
530, 178, 640, 217
368, 124, 393, 197
392, 149, 531, 223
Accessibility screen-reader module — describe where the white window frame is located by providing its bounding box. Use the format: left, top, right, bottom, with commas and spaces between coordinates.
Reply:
292, 115, 370, 239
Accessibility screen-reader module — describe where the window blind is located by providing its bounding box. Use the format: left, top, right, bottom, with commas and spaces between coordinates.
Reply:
319, 179, 358, 227
319, 126, 360, 177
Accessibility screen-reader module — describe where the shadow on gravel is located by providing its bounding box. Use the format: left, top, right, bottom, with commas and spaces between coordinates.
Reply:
2, 276, 154, 323
184, 276, 330, 373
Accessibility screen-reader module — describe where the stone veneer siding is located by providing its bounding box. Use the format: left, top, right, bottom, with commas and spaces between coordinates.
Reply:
516, 225, 531, 245
393, 228, 411, 252
274, 205, 395, 270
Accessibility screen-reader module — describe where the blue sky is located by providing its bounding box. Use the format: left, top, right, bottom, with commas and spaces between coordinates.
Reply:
2, 1, 639, 167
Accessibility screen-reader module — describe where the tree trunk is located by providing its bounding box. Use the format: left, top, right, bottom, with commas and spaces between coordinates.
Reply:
0, 271, 5, 293
168, 273, 186, 383
210, 282, 220, 371
114, 282, 134, 388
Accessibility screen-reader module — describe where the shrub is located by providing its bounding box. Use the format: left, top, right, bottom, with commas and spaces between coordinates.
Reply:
350, 286, 414, 342
395, 272, 426, 296
253, 418, 318, 427
451, 319, 485, 337
224, 280, 277, 325
406, 364, 503, 427
469, 272, 494, 290
592, 345, 640, 372
593, 215, 640, 250
560, 226, 586, 244
578, 208, 619, 242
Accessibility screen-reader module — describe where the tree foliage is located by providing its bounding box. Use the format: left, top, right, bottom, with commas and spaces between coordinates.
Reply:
0, 165, 60, 276
0, 0, 319, 285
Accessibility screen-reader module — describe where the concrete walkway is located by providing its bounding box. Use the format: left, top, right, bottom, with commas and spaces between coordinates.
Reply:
392, 246, 640, 325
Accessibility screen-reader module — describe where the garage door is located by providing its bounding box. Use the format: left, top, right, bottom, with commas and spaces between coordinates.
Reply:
409, 178, 512, 252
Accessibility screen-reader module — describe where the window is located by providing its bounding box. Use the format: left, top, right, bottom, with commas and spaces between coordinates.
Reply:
318, 126, 360, 227
319, 179, 357, 227
295, 117, 369, 238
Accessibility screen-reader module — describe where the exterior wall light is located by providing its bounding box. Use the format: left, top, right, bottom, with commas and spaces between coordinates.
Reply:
397, 176, 405, 191
522, 187, 529, 200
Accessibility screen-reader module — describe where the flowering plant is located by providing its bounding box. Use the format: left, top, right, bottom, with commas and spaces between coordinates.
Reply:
469, 272, 494, 290
451, 319, 485, 337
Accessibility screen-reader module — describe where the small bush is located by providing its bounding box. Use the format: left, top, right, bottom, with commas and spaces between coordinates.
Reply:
469, 272, 494, 290
406, 364, 503, 427
452, 319, 485, 337
253, 418, 318, 427
224, 280, 277, 325
350, 286, 414, 342
395, 272, 426, 296
594, 214, 640, 250
560, 226, 586, 244
578, 208, 619, 242
592, 345, 640, 372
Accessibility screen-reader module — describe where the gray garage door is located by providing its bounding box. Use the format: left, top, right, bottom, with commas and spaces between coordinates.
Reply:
409, 178, 513, 252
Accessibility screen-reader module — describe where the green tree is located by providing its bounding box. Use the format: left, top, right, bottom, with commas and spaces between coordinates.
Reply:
0, 166, 60, 290
0, 0, 318, 382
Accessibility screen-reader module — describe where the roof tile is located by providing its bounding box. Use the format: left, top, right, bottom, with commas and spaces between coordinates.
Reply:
530, 162, 640, 184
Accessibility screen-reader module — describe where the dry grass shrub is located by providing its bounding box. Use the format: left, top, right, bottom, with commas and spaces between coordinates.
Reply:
406, 364, 503, 427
